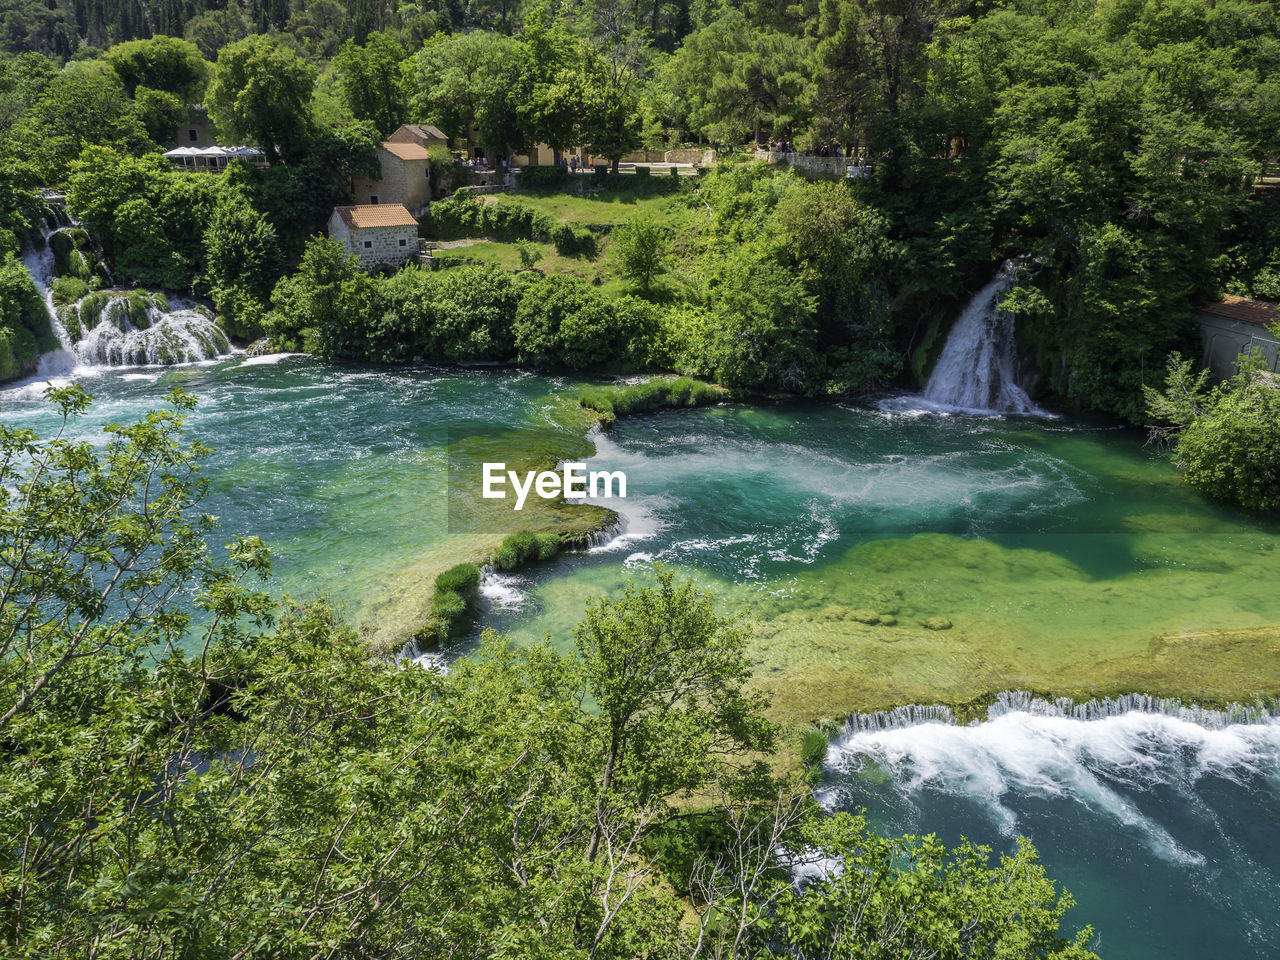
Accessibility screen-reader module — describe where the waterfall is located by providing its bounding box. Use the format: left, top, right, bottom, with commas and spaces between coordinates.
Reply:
922, 261, 1044, 415
19, 223, 234, 374
834, 690, 1280, 736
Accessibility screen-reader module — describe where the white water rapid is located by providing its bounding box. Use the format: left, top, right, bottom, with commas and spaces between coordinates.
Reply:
921, 261, 1045, 414
20, 223, 233, 375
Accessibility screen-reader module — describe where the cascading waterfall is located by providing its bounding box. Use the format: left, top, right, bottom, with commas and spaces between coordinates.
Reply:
923, 261, 1044, 414
20, 222, 233, 373
833, 690, 1280, 736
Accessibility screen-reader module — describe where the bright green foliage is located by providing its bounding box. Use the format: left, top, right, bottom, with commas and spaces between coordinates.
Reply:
417, 562, 482, 648
4, 62, 152, 183
552, 223, 597, 258
104, 34, 210, 101
334, 32, 407, 137
578, 376, 727, 424
1145, 351, 1280, 512
375, 264, 520, 363
131, 85, 187, 143
66, 147, 220, 290
0, 253, 53, 381
49, 275, 88, 306
800, 728, 829, 769
768, 817, 1098, 959
206, 34, 316, 163
267, 235, 382, 357
202, 191, 279, 338
491, 530, 562, 571
405, 30, 525, 156
611, 215, 670, 294
514, 273, 617, 370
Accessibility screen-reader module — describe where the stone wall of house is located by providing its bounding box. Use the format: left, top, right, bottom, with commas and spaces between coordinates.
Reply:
1197, 312, 1280, 381
352, 149, 431, 214
328, 211, 352, 250
349, 224, 418, 268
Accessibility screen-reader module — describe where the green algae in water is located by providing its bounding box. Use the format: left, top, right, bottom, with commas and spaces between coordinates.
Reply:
480, 400, 1280, 718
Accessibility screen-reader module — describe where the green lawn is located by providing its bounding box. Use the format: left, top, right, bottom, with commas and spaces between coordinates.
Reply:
429, 183, 707, 287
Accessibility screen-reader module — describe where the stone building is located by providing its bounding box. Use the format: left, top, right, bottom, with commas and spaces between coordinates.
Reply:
1196, 295, 1280, 381
387, 124, 450, 149
328, 204, 418, 270
351, 142, 432, 214
174, 105, 217, 148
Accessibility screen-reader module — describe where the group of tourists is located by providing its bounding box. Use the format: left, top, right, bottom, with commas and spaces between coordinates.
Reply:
762, 138, 848, 157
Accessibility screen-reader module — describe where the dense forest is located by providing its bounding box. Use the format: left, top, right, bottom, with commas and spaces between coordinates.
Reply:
2, 0, 1278, 425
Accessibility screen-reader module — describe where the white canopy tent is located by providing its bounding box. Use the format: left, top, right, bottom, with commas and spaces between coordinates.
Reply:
162, 145, 266, 171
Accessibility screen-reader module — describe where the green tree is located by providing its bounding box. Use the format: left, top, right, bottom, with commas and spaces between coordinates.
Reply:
202, 192, 279, 338
334, 31, 407, 137
0, 253, 54, 382
611, 215, 671, 295
405, 30, 525, 154
104, 34, 210, 101
513, 273, 616, 369
6, 61, 151, 183
573, 566, 775, 864
206, 34, 316, 163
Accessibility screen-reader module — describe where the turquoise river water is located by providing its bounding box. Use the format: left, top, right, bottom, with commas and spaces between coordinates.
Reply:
3, 356, 1279, 959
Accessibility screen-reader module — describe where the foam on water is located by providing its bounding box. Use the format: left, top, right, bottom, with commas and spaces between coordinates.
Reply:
479, 567, 528, 611
238, 352, 306, 367
820, 694, 1280, 862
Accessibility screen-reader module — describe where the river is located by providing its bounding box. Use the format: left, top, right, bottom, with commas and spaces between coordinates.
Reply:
3, 356, 1279, 958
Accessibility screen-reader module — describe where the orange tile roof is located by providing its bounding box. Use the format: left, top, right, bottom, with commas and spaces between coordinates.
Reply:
1200, 294, 1280, 328
334, 204, 418, 229
381, 141, 431, 161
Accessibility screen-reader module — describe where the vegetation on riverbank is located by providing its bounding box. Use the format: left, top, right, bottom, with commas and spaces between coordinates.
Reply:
1146, 350, 1280, 512
579, 376, 729, 425
0, 389, 1099, 958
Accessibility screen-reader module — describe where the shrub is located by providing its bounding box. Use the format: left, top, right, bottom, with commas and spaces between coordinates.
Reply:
611, 216, 670, 294
552, 224, 596, 258
513, 274, 616, 370
633, 165, 650, 178
518, 165, 571, 189
491, 530, 561, 571
51, 276, 89, 306
1146, 351, 1280, 511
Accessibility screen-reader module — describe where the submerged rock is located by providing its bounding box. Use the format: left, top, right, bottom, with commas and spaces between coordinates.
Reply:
919, 617, 953, 631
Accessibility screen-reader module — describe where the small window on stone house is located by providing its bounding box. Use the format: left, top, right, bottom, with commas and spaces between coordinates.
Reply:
363, 240, 372, 249
369, 195, 379, 204
399, 238, 407, 247
188, 129, 198, 142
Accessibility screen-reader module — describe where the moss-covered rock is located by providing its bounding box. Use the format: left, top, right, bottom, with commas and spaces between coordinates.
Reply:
919, 617, 953, 631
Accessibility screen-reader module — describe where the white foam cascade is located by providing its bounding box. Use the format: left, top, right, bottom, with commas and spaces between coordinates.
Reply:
923, 261, 1044, 414
21, 224, 232, 372
68, 296, 230, 366
819, 692, 1280, 862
